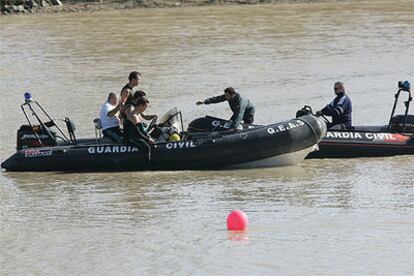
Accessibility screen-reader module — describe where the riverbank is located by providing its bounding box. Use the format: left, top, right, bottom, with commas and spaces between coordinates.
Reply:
1, 0, 329, 15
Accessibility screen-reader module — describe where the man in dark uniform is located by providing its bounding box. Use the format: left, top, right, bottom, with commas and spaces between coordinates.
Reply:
196, 87, 255, 129
316, 81, 352, 129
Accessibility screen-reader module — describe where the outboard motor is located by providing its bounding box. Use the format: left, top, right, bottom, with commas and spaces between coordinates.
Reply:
17, 124, 57, 150
389, 115, 414, 133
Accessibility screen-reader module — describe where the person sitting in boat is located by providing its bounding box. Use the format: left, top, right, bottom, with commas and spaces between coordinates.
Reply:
196, 87, 255, 130
99, 92, 123, 143
130, 90, 158, 121
316, 82, 352, 129
124, 96, 155, 163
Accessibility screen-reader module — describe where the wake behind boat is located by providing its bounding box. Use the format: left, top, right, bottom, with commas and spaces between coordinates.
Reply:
1, 94, 326, 172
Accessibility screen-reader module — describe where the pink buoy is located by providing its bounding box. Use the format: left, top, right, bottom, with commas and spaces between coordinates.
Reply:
227, 210, 248, 230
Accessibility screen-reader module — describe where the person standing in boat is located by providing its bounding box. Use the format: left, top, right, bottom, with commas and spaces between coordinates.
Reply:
196, 87, 255, 130
316, 81, 352, 129
99, 92, 123, 143
119, 71, 157, 120
120, 71, 141, 110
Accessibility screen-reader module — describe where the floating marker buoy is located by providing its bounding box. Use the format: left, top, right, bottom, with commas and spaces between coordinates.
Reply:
227, 210, 248, 230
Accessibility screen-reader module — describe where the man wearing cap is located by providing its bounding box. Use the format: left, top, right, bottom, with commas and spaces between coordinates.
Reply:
316, 82, 352, 129
196, 87, 255, 129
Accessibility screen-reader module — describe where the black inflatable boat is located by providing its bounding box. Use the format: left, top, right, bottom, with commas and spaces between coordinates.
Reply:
303, 81, 414, 158
1, 94, 326, 172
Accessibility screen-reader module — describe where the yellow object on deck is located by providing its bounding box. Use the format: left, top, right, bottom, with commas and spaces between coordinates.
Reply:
169, 133, 181, 142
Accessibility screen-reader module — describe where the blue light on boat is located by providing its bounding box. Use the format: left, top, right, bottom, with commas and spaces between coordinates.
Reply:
402, 80, 410, 91
24, 92, 32, 102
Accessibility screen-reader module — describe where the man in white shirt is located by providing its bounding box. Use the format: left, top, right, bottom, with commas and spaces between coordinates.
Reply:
99, 93, 123, 143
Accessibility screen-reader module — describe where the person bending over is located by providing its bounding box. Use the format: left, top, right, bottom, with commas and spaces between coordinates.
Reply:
196, 87, 255, 130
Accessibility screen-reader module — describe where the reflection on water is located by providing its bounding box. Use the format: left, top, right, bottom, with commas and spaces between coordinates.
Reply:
227, 231, 249, 244
1, 0, 414, 274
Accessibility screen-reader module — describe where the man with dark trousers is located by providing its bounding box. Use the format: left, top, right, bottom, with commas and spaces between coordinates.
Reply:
197, 87, 255, 130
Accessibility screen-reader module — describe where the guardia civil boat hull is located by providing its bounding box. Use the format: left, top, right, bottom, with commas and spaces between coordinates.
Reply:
1, 115, 325, 172
305, 81, 414, 158
1, 94, 326, 172
307, 129, 414, 158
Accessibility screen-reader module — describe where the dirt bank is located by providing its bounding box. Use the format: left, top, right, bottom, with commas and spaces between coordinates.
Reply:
1, 0, 328, 15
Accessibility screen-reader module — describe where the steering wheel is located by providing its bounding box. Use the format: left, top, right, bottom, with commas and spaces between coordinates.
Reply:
147, 116, 158, 132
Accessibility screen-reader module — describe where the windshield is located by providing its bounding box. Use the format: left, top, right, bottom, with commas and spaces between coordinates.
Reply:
159, 107, 183, 132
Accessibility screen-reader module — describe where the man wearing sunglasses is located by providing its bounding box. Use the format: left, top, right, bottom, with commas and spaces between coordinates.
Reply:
316, 82, 352, 129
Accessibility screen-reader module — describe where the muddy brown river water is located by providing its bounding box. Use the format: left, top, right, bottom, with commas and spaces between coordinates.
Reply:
1, 1, 413, 274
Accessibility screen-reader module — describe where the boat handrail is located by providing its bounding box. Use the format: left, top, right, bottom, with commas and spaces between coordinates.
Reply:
20, 92, 73, 145
387, 81, 412, 133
